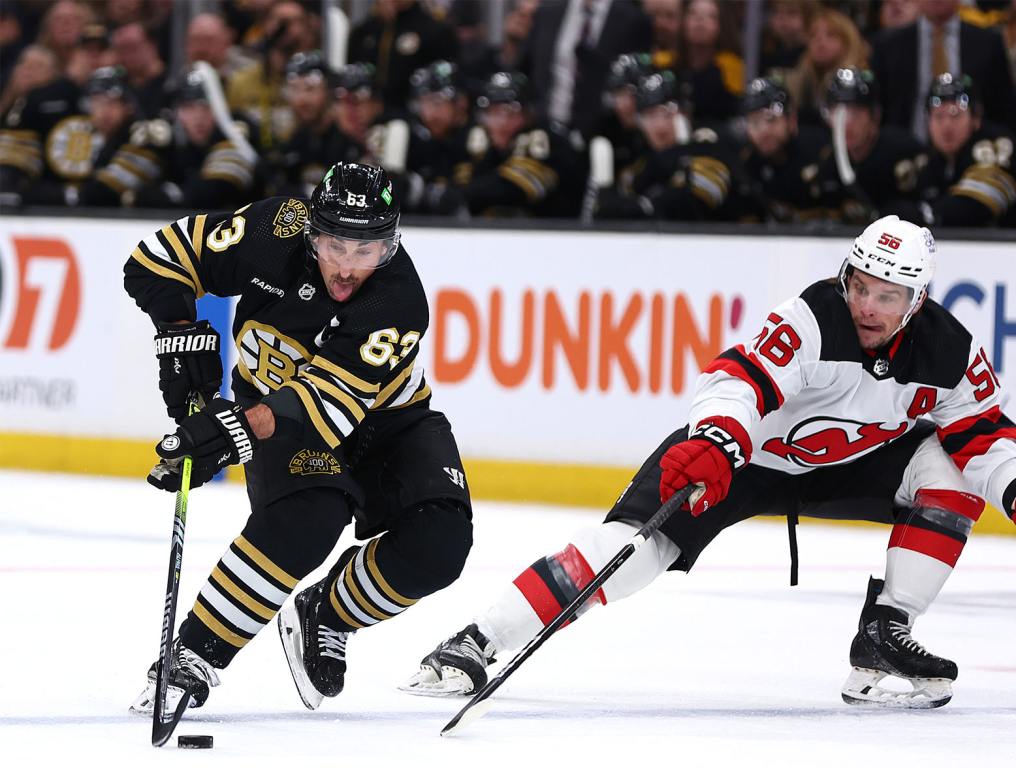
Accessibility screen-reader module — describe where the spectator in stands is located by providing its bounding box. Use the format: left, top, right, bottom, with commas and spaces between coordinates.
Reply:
525, 0, 654, 137
759, 0, 816, 73
736, 75, 826, 223
673, 0, 743, 127
38, 0, 92, 70
812, 67, 925, 225
349, 0, 460, 112
454, 0, 538, 99
594, 69, 739, 221
110, 22, 168, 118
0, 3, 27, 95
455, 70, 584, 217
878, 0, 919, 32
908, 73, 1015, 228
65, 24, 115, 88
228, 0, 314, 150
132, 67, 259, 209
780, 7, 867, 129
870, 0, 1016, 142
184, 12, 254, 85
0, 44, 59, 118
643, 0, 682, 67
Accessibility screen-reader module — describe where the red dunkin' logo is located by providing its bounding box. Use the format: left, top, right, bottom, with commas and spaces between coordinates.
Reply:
763, 417, 908, 467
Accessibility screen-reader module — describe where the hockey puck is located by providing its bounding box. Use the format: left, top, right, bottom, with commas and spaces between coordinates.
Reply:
177, 734, 213, 749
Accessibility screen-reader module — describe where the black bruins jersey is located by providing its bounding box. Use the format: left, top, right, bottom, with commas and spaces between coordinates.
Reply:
736, 126, 827, 223
812, 126, 927, 224
918, 125, 1015, 227
129, 118, 260, 209
454, 122, 585, 218
123, 196, 432, 455
0, 78, 100, 204
76, 118, 169, 207
609, 129, 740, 221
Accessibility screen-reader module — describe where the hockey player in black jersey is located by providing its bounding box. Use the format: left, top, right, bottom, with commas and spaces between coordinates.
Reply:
454, 71, 585, 218
587, 53, 653, 180
595, 70, 740, 221
736, 75, 827, 223
910, 74, 1015, 228
125, 162, 472, 714
403, 215, 1016, 710
813, 68, 927, 225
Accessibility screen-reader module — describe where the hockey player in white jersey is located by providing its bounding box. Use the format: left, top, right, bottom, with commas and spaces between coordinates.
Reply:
402, 216, 1016, 709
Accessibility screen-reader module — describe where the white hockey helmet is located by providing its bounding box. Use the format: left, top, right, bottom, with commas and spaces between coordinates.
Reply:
838, 215, 936, 332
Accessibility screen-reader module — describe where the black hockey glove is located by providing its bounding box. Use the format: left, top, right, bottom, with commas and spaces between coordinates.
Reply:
147, 399, 260, 493
154, 320, 222, 422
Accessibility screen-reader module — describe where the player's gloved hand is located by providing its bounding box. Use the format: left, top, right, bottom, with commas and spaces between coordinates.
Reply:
594, 188, 654, 220
147, 399, 259, 492
154, 320, 222, 422
659, 417, 751, 515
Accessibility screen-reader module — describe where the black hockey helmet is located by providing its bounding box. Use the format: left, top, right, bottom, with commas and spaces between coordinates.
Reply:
174, 68, 209, 105
410, 59, 463, 101
635, 70, 684, 112
824, 67, 879, 110
84, 65, 131, 101
605, 52, 653, 93
742, 76, 791, 115
305, 162, 401, 268
334, 62, 377, 99
926, 72, 980, 112
477, 71, 530, 109
286, 50, 333, 85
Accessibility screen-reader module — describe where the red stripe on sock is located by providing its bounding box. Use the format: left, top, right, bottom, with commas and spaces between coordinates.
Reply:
513, 566, 564, 627
888, 525, 965, 567
556, 544, 607, 606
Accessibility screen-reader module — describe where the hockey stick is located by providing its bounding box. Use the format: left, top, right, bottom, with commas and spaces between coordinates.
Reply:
151, 396, 198, 747
441, 483, 696, 736
831, 105, 877, 220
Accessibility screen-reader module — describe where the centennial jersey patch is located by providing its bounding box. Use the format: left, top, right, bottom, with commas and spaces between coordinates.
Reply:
272, 198, 307, 238
289, 449, 341, 475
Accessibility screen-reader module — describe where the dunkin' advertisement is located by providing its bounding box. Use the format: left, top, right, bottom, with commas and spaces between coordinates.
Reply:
0, 216, 1013, 476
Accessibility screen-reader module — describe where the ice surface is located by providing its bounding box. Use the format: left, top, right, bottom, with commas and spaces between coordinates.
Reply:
2, 470, 1014, 766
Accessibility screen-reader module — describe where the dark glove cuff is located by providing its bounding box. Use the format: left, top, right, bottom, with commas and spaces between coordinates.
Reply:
1003, 478, 1016, 523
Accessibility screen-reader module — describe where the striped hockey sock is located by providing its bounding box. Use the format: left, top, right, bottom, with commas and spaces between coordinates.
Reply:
324, 539, 419, 632
182, 534, 299, 666
879, 489, 983, 619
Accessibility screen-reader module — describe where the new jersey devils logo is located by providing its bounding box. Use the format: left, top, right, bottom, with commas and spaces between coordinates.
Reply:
763, 417, 908, 467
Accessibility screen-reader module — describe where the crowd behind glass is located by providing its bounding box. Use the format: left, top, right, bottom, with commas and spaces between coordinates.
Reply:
0, 0, 1013, 227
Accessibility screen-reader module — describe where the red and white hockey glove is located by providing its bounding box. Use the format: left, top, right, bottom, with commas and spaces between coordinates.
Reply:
659, 417, 751, 515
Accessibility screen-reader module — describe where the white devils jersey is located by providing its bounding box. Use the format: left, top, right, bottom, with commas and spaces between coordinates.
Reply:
688, 280, 1016, 517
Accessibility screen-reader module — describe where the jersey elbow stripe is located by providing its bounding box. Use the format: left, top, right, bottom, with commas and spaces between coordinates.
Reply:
373, 362, 417, 410
938, 406, 1016, 470
160, 223, 204, 297
130, 246, 195, 292
704, 347, 782, 416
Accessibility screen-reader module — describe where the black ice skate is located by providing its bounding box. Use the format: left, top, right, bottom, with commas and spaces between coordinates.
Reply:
278, 550, 355, 710
399, 624, 497, 697
841, 577, 957, 709
129, 636, 220, 715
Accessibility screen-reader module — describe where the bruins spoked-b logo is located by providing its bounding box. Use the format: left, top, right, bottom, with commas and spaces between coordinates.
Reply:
289, 449, 341, 476
273, 198, 308, 238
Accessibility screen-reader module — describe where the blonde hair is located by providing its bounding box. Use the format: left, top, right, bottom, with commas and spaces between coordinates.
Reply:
783, 8, 869, 116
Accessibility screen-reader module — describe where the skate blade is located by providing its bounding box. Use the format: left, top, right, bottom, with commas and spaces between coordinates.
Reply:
399, 665, 475, 697
277, 604, 324, 711
129, 682, 198, 716
841, 667, 953, 709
